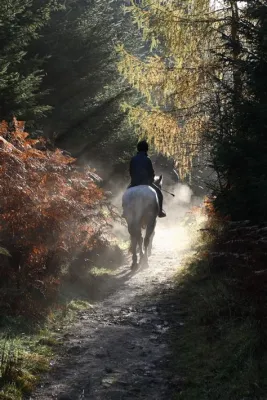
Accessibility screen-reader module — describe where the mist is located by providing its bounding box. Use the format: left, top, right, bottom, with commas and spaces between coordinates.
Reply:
109, 179, 204, 250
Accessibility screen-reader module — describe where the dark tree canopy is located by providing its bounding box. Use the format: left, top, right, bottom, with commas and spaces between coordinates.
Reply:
0, 0, 61, 121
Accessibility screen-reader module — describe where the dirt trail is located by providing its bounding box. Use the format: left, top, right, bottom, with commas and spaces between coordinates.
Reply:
31, 221, 192, 400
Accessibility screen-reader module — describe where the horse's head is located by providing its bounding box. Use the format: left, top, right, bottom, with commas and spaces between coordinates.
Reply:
154, 174, 163, 189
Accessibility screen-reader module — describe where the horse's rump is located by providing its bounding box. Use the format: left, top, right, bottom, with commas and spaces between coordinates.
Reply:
123, 184, 159, 267
122, 185, 158, 227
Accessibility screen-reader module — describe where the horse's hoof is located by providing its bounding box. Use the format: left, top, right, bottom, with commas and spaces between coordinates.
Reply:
140, 255, 148, 267
131, 262, 138, 270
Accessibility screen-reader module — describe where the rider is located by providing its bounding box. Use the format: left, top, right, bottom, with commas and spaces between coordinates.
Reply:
128, 140, 166, 218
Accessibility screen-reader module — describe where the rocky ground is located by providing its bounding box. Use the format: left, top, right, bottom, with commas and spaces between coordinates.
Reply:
31, 221, 193, 400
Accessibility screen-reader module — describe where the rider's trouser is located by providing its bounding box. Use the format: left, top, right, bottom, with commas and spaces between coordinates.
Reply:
150, 183, 163, 212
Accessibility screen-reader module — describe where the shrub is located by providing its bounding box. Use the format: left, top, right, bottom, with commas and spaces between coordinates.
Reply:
0, 119, 106, 317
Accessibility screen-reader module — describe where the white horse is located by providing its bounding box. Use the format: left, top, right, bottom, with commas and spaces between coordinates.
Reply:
122, 176, 162, 268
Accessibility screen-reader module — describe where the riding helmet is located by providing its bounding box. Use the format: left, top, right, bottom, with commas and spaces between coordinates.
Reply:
137, 140, 149, 152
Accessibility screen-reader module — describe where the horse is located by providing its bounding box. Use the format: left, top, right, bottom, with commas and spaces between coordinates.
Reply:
122, 175, 162, 268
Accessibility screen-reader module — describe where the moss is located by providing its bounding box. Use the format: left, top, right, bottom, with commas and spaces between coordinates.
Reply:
67, 300, 92, 311
0, 384, 22, 400
0, 332, 54, 399
90, 267, 118, 276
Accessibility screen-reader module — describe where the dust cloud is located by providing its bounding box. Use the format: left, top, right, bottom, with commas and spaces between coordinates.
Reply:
109, 181, 205, 254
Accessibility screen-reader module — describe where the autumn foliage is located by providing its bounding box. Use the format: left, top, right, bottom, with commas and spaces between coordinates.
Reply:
0, 119, 105, 316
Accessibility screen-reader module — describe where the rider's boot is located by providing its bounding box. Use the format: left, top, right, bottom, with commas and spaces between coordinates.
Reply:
158, 209, 166, 218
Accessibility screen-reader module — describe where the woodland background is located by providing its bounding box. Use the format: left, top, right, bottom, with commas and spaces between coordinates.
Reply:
0, 0, 267, 398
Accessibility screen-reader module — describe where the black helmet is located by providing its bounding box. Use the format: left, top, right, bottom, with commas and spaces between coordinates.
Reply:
137, 140, 149, 152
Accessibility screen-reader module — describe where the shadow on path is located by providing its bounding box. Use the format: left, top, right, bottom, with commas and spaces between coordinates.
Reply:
31, 225, 190, 400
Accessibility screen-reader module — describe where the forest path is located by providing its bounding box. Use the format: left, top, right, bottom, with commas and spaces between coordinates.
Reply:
31, 220, 192, 400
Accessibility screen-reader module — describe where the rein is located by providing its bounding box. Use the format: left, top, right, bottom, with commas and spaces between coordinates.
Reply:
161, 188, 175, 197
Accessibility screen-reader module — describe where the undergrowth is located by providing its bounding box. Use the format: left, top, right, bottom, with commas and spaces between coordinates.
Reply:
0, 240, 124, 399
0, 324, 56, 399
0, 296, 98, 399
0, 119, 124, 398
0, 118, 112, 317
172, 202, 267, 399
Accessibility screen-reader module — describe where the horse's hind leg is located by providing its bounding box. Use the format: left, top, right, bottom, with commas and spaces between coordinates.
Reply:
144, 218, 156, 260
138, 234, 144, 259
148, 230, 155, 257
128, 223, 139, 268
130, 235, 138, 268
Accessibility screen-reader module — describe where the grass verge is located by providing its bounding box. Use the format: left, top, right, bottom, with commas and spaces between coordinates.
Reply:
0, 240, 125, 399
171, 221, 267, 400
0, 323, 56, 399
0, 299, 94, 400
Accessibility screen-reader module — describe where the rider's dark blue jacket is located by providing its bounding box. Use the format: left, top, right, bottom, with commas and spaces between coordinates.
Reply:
129, 151, 155, 186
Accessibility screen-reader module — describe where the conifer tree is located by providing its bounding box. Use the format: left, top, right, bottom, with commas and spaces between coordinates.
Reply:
117, 0, 217, 179
34, 0, 141, 173
0, 0, 61, 121
207, 0, 267, 221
